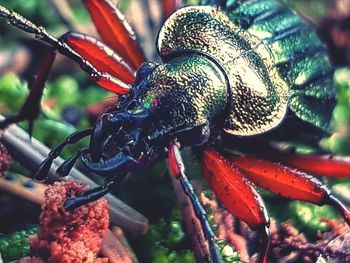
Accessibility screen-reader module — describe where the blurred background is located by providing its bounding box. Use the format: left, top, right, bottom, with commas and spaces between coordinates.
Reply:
0, 0, 350, 262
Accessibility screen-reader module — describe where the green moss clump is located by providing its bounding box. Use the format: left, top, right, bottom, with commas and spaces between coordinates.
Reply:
0, 227, 38, 262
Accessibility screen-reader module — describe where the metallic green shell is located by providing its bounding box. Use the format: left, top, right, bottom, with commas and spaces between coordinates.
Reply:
226, 0, 335, 130
141, 54, 228, 140
157, 0, 335, 135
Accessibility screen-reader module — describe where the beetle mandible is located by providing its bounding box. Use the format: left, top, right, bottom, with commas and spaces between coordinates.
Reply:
1, 0, 350, 262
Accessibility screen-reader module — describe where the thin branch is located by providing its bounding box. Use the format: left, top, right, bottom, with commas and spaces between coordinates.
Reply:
111, 226, 139, 262
102, 227, 139, 263
0, 173, 46, 204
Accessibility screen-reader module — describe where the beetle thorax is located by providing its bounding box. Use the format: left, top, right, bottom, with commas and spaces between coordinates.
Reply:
157, 6, 290, 136
135, 54, 228, 141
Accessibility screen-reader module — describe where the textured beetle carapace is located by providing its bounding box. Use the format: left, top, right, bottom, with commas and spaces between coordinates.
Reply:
0, 0, 350, 262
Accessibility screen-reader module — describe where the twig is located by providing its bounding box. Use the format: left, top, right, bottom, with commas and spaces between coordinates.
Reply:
102, 227, 139, 263
0, 173, 46, 204
111, 226, 139, 262
0, 114, 148, 235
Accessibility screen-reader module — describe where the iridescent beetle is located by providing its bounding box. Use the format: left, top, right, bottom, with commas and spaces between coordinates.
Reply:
1, 0, 350, 262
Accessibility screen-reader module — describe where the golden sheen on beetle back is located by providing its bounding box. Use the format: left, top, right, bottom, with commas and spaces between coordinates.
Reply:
157, 6, 289, 136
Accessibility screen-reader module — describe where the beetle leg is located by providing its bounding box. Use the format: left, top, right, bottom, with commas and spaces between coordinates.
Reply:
0, 47, 56, 135
168, 143, 222, 263
33, 128, 92, 182
202, 149, 270, 263
61, 32, 136, 84
83, 0, 146, 69
64, 173, 126, 210
0, 5, 131, 94
229, 155, 350, 225
277, 153, 350, 178
56, 148, 89, 177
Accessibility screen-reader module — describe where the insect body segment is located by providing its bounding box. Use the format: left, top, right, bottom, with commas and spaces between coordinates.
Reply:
134, 54, 228, 142
158, 5, 289, 136
226, 0, 336, 130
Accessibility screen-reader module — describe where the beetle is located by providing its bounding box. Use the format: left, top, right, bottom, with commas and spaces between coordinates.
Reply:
1, 0, 350, 262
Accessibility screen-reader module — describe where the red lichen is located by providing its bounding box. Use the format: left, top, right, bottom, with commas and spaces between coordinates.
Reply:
30, 181, 109, 263
0, 142, 10, 177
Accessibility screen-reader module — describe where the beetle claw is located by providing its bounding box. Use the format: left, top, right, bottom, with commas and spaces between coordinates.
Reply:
82, 151, 138, 176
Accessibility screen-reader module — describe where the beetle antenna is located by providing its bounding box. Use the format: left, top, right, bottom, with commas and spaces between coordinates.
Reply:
0, 6, 87, 69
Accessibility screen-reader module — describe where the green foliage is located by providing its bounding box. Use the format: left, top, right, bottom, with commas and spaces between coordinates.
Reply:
321, 68, 350, 154
217, 240, 240, 262
332, 182, 350, 204
331, 68, 350, 126
42, 75, 109, 123
148, 217, 195, 263
45, 76, 80, 111
0, 73, 110, 157
286, 67, 350, 235
0, 0, 60, 31
289, 201, 338, 236
0, 227, 38, 262
0, 74, 27, 112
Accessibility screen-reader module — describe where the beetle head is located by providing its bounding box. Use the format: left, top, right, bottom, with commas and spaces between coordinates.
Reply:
82, 63, 162, 176
82, 55, 228, 176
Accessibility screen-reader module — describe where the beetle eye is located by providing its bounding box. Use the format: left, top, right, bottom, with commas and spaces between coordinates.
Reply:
135, 62, 157, 83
